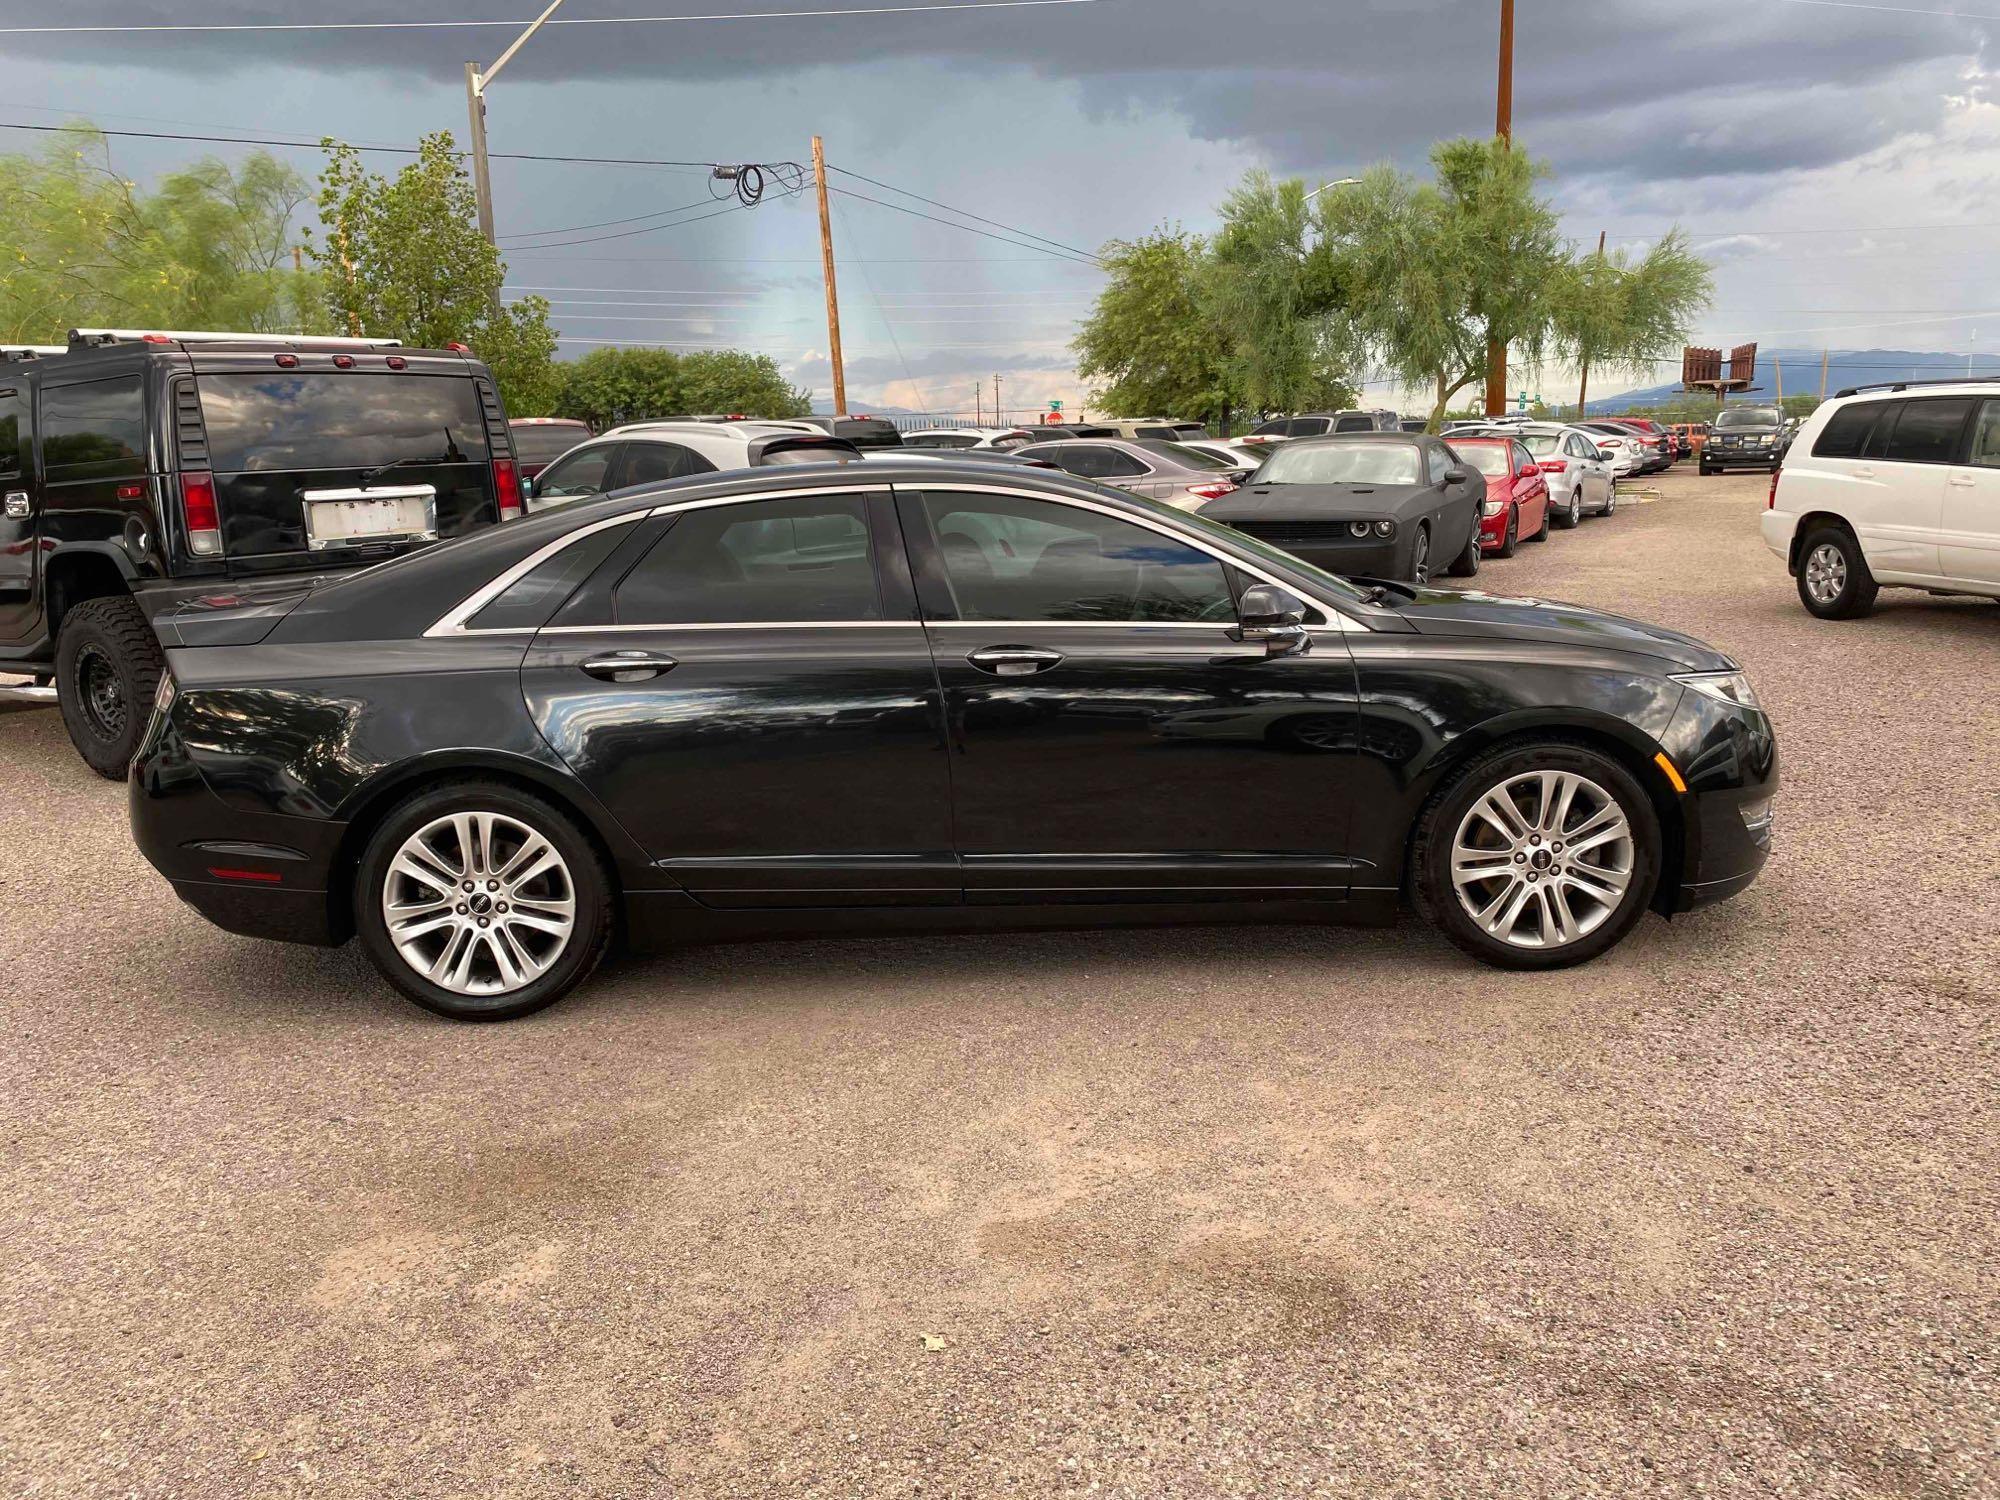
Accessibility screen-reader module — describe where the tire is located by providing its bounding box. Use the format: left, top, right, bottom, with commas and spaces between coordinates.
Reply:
1600, 485, 1617, 517
1699, 463, 1716, 476
1408, 523, 1432, 585
55, 594, 165, 780
1533, 497, 1554, 540
1796, 524, 1879, 620
1411, 740, 1663, 971
1446, 518, 1481, 578
1494, 506, 1518, 559
354, 780, 615, 1021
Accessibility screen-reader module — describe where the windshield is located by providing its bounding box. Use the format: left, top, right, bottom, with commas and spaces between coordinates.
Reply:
1257, 442, 1420, 486
1715, 407, 1781, 429
199, 373, 489, 473
1167, 504, 1371, 603
1452, 442, 1513, 478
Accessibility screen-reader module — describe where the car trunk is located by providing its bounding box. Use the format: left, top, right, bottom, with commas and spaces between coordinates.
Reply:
190, 369, 505, 575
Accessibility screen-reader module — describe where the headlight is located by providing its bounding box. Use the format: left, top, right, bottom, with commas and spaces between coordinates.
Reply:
1672, 670, 1760, 710
1347, 520, 1370, 538
1373, 519, 1394, 538
1481, 499, 1505, 517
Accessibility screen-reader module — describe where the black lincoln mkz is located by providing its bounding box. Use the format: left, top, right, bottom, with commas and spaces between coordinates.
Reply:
130, 460, 1777, 1020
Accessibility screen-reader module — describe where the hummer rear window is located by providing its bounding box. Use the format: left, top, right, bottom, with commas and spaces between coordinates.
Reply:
198, 373, 489, 473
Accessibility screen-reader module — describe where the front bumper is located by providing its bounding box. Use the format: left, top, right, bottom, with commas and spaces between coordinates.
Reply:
1661, 688, 1779, 914
1253, 535, 1406, 580
1705, 444, 1778, 468
1477, 507, 1510, 549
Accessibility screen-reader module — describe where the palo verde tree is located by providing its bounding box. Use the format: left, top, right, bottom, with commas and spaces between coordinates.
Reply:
1548, 229, 1713, 415
0, 124, 312, 342
1073, 228, 1250, 430
308, 132, 559, 414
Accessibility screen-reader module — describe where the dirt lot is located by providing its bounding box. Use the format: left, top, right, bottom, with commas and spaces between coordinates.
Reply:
1, 468, 1994, 1498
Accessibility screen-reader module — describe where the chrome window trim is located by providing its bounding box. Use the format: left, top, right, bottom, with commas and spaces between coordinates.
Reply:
426, 483, 894, 638
427, 479, 1362, 638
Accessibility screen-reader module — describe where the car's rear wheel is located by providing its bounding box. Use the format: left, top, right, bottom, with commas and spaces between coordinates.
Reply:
354, 782, 614, 1021
1412, 741, 1662, 970
55, 594, 164, 780
1796, 525, 1878, 619
1600, 484, 1617, 516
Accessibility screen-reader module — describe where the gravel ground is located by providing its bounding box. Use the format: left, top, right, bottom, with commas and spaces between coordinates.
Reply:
1, 469, 1994, 1498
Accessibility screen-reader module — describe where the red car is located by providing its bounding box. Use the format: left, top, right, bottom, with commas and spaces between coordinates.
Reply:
1446, 435, 1551, 556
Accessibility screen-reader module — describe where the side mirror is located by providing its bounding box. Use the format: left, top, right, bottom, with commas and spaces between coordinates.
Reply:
1235, 582, 1310, 656
520, 474, 536, 500
1443, 466, 1469, 484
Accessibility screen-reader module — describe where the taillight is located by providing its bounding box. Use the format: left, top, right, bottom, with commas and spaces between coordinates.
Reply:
180, 470, 221, 556
1536, 459, 1567, 474
1186, 480, 1236, 501
1768, 468, 1781, 509
492, 457, 522, 520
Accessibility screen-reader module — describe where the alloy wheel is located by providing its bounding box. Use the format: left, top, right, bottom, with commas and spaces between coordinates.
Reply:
1804, 541, 1847, 606
75, 644, 126, 742
1449, 770, 1635, 950
1411, 527, 1431, 584
382, 811, 577, 996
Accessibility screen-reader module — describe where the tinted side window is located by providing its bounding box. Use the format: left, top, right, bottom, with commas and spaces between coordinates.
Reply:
41, 376, 145, 481
921, 491, 1232, 623
535, 445, 619, 500
1880, 398, 1974, 465
1967, 400, 2000, 469
1060, 444, 1147, 479
621, 442, 713, 486
0, 387, 24, 478
1289, 418, 1332, 437
1812, 403, 1880, 460
614, 494, 880, 624
1333, 415, 1374, 433
467, 520, 638, 631
1251, 419, 1289, 437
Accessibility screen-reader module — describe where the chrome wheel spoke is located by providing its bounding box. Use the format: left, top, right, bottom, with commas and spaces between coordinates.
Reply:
1563, 861, 1629, 905
386, 810, 577, 997
1451, 768, 1636, 950
1471, 789, 1529, 842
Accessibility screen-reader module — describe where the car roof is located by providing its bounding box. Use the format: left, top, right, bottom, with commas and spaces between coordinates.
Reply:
605, 420, 815, 443
1286, 431, 1421, 444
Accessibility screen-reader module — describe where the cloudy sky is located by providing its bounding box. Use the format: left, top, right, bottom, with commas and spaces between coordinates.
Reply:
4, 0, 1999, 416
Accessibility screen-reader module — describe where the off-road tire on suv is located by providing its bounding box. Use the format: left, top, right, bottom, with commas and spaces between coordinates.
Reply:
1795, 523, 1879, 619
1412, 739, 1663, 971
55, 594, 165, 779
354, 780, 615, 1021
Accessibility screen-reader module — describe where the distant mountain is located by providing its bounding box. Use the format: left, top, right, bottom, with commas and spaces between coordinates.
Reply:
1588, 347, 1997, 412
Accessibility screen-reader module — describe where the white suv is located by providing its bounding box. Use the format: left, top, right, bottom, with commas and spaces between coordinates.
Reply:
1763, 382, 2000, 617
523, 421, 859, 513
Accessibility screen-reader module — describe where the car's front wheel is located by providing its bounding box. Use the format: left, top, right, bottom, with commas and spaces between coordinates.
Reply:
1408, 523, 1432, 584
1494, 506, 1518, 558
355, 781, 614, 1020
1446, 518, 1481, 577
1796, 525, 1879, 619
1412, 741, 1662, 970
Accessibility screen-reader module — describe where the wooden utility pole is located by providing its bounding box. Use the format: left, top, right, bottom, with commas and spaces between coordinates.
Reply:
1819, 348, 1830, 400
992, 373, 1002, 427
812, 136, 848, 417
1576, 228, 1604, 418
1775, 358, 1785, 407
1484, 0, 1516, 417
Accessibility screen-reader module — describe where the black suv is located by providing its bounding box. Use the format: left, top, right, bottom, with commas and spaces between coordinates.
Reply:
0, 330, 521, 775
1700, 405, 1788, 475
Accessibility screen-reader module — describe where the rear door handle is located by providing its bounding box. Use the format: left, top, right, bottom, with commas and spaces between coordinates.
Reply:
967, 646, 1064, 677
1948, 473, 1977, 487
1852, 467, 1875, 479
580, 650, 677, 682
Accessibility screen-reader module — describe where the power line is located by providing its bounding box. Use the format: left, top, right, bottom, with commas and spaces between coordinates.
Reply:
500, 196, 729, 241
826, 162, 1100, 261
0, 119, 728, 169
0, 0, 1107, 33
495, 199, 755, 248
825, 185, 1103, 267
1768, 0, 2000, 19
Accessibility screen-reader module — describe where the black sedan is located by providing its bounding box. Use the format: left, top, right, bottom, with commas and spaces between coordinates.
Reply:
1200, 434, 1485, 583
130, 461, 1777, 1021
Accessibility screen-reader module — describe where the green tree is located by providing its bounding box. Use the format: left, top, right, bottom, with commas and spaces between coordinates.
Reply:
1548, 231, 1712, 416
552, 346, 809, 429
1073, 228, 1248, 430
1202, 178, 1358, 418
1780, 393, 1821, 420
0, 125, 310, 341
308, 133, 558, 413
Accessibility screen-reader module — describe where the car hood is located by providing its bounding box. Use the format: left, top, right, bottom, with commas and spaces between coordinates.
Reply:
1202, 481, 1430, 519
1375, 584, 1736, 671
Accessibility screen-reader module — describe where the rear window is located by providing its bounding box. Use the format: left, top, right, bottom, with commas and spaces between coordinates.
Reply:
198, 373, 489, 473
834, 420, 902, 449
1139, 440, 1233, 471
1812, 402, 1881, 460
1516, 433, 1561, 455
510, 423, 590, 465
760, 438, 861, 466
42, 375, 146, 480
1332, 415, 1376, 433
1451, 442, 1512, 478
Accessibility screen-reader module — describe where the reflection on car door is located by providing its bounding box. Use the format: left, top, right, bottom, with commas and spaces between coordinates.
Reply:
0, 383, 36, 642
520, 487, 957, 906
1943, 399, 2000, 585
898, 485, 1366, 902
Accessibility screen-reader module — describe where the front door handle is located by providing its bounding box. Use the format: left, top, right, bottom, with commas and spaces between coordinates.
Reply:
580, 650, 677, 682
967, 646, 1064, 677
3, 492, 26, 519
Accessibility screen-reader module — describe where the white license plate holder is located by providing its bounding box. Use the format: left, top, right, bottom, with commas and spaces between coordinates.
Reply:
301, 485, 439, 550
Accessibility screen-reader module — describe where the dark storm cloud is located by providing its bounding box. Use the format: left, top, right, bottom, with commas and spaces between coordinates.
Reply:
2, 0, 1983, 185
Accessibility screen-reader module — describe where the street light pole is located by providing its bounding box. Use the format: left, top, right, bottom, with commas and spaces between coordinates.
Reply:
1303, 177, 1361, 202
464, 0, 570, 245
